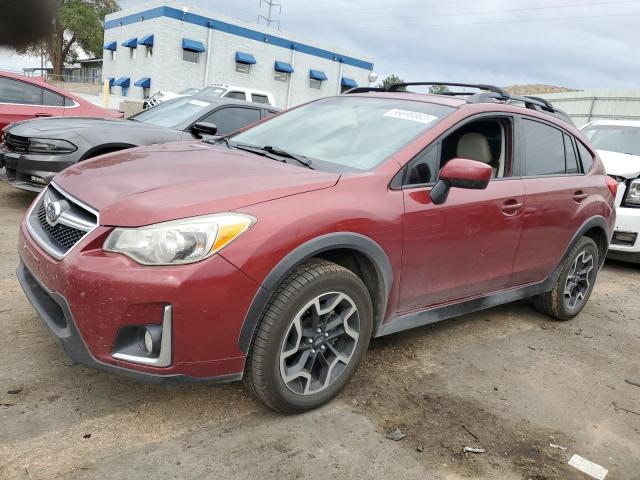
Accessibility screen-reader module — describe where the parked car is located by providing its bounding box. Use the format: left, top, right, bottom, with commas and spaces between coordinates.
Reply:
0, 95, 279, 191
582, 120, 640, 263
143, 84, 276, 109
0, 71, 122, 131
17, 82, 616, 413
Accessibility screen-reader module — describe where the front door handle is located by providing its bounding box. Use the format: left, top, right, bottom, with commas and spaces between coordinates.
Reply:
501, 199, 523, 216
34, 113, 52, 117
573, 190, 588, 202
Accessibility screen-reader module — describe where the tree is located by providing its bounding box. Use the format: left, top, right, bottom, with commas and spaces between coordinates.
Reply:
18, 0, 120, 76
428, 84, 450, 94
378, 74, 405, 91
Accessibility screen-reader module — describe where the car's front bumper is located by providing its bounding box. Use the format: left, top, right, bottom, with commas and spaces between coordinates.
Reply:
18, 216, 261, 381
608, 202, 640, 263
0, 150, 79, 192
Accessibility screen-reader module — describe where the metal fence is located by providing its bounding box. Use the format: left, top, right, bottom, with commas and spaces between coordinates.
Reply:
43, 74, 103, 95
538, 90, 640, 127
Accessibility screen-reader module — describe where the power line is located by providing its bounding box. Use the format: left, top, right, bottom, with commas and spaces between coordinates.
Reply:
293, 0, 640, 24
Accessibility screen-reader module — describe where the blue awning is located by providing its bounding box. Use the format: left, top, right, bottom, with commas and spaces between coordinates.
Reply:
114, 77, 130, 87
274, 61, 294, 73
134, 77, 151, 88
102, 77, 115, 87
182, 38, 206, 52
103, 41, 117, 51
122, 37, 138, 48
310, 69, 328, 81
235, 51, 256, 65
341, 77, 358, 88
139, 34, 154, 47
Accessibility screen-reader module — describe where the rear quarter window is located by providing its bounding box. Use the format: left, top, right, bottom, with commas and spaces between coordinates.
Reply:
576, 141, 594, 173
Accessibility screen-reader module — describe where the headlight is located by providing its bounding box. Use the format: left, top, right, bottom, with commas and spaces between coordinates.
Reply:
28, 138, 77, 154
624, 179, 640, 207
103, 213, 255, 265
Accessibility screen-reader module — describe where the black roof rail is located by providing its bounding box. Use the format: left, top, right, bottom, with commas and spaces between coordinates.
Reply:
343, 86, 385, 94
385, 82, 510, 98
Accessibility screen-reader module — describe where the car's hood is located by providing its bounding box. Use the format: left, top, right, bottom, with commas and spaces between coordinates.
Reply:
7, 117, 170, 138
598, 149, 640, 179
54, 141, 340, 227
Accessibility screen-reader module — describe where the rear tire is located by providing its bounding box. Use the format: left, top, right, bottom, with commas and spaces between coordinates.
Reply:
244, 259, 373, 413
532, 237, 599, 320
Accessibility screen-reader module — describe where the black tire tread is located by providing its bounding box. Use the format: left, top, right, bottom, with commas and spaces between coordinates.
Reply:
243, 258, 359, 413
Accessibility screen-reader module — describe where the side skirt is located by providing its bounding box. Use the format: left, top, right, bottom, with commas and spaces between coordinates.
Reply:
375, 279, 552, 337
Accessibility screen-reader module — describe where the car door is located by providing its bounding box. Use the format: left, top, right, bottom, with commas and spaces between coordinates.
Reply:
197, 106, 262, 136
0, 76, 65, 129
398, 115, 525, 312
507, 117, 596, 286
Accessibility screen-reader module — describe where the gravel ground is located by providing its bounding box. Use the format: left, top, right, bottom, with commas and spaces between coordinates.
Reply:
1, 180, 639, 480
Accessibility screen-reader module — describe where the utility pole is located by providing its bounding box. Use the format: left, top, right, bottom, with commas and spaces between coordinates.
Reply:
258, 0, 282, 30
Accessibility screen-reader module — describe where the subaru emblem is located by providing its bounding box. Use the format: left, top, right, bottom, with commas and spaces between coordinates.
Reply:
46, 200, 62, 225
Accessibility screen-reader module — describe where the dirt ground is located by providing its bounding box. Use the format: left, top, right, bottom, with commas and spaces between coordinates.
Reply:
1, 180, 639, 480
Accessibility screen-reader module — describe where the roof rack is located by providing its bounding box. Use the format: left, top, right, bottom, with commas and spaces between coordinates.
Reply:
343, 81, 574, 125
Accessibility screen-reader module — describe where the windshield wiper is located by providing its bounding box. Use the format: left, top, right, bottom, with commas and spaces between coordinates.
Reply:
263, 145, 314, 169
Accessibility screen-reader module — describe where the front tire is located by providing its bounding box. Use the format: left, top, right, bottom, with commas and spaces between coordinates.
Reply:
244, 259, 373, 413
532, 237, 599, 320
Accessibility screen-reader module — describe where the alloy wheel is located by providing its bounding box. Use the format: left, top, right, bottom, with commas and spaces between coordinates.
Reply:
279, 291, 360, 395
564, 250, 595, 310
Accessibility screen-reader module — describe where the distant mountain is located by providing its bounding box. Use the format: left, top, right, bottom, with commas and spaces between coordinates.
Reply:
504, 84, 579, 95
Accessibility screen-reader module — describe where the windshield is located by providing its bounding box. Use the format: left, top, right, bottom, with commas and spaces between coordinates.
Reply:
231, 96, 454, 170
131, 97, 212, 129
582, 125, 640, 156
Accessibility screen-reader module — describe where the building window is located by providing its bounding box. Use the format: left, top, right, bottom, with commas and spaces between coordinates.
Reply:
142, 87, 150, 99
110, 51, 116, 61
274, 71, 288, 83
145, 46, 153, 58
121, 86, 128, 97
183, 50, 199, 63
236, 62, 250, 74
129, 48, 136, 60
309, 78, 322, 90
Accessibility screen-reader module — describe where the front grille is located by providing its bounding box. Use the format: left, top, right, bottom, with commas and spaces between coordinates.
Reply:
27, 184, 98, 259
36, 202, 86, 251
4, 133, 29, 153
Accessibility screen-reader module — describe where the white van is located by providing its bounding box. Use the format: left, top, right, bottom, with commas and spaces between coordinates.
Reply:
144, 84, 276, 109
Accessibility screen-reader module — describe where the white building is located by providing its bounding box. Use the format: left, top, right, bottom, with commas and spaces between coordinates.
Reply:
102, 0, 375, 108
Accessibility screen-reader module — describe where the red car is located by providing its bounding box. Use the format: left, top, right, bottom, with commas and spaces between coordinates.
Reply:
17, 82, 616, 413
0, 70, 121, 131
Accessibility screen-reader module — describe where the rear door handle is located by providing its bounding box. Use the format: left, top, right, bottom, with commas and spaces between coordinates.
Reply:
34, 113, 52, 117
501, 199, 523, 216
573, 190, 588, 202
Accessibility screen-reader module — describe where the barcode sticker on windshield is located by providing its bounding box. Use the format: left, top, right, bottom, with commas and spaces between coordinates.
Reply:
189, 100, 210, 107
384, 109, 437, 125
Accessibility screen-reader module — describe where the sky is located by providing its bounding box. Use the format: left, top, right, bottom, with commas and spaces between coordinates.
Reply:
3, 0, 640, 89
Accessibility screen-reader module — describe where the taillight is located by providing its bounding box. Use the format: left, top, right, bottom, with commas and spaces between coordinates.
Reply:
606, 176, 618, 197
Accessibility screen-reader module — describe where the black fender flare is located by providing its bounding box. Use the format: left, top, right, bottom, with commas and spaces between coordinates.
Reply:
79, 143, 138, 161
237, 232, 393, 353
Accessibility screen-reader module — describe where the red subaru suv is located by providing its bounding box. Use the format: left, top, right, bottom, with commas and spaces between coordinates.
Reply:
17, 82, 616, 413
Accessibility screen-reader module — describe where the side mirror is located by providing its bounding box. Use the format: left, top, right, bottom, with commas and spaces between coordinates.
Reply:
430, 158, 492, 205
191, 122, 218, 137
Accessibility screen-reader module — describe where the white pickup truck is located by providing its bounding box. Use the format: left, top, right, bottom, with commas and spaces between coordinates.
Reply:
582, 120, 640, 263
144, 84, 276, 109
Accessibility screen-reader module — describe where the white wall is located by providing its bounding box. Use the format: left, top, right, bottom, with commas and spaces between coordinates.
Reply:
102, 0, 375, 107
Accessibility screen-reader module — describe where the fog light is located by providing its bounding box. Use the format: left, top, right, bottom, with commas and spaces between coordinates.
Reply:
29, 175, 47, 185
612, 231, 638, 246
144, 329, 153, 353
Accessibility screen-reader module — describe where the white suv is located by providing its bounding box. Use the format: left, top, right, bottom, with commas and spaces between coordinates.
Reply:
144, 85, 276, 109
582, 120, 640, 263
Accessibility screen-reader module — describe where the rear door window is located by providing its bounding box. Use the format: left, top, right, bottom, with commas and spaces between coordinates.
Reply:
0, 76, 43, 105
251, 94, 269, 104
42, 89, 65, 107
200, 107, 261, 135
522, 119, 566, 176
